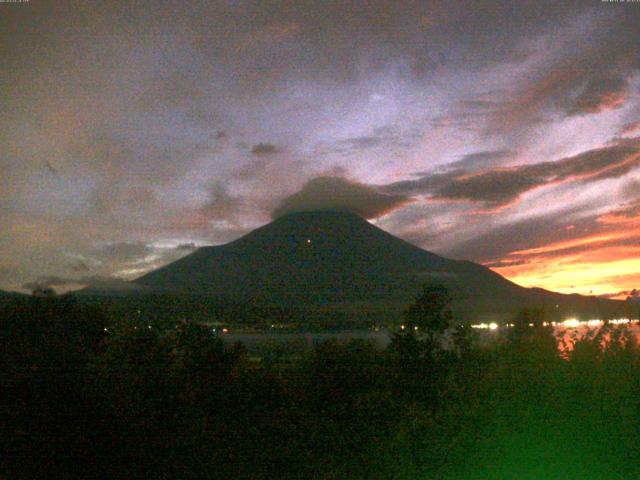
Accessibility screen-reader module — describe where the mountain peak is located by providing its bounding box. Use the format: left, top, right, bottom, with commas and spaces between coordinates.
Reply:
134, 211, 625, 322
233, 207, 407, 252
136, 210, 505, 310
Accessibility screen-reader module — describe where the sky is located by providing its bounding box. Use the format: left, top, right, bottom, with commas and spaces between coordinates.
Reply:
1, 0, 639, 298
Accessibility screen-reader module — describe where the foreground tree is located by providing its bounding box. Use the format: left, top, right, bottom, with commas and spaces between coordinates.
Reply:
389, 283, 457, 406
389, 283, 461, 357
403, 282, 453, 340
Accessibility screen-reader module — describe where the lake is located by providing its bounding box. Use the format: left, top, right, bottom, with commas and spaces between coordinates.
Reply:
219, 318, 640, 355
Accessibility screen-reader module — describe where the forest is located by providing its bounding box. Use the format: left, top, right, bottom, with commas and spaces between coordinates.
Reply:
2, 286, 640, 479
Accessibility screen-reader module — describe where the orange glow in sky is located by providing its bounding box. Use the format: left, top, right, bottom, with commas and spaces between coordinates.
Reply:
492, 231, 640, 298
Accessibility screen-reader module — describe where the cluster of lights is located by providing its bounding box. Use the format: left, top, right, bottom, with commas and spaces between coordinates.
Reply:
556, 318, 637, 328
471, 322, 499, 330
470, 318, 637, 330
210, 327, 229, 334
610, 318, 633, 325
399, 325, 421, 331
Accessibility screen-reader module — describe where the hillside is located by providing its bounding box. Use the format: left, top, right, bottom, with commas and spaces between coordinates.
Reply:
135, 211, 625, 322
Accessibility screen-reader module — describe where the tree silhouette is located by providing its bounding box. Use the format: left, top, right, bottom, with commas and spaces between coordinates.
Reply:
403, 282, 453, 340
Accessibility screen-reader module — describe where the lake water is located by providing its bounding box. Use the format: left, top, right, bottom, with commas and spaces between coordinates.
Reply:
222, 329, 392, 355
220, 319, 640, 355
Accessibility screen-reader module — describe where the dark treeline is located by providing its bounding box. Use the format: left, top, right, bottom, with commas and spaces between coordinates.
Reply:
73, 292, 396, 331
2, 287, 640, 479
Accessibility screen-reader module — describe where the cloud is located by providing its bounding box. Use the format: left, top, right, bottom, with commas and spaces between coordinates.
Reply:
161, 181, 258, 238
482, 12, 639, 136
431, 99, 512, 133
482, 259, 529, 269
596, 194, 640, 224
251, 143, 280, 156
136, 71, 204, 111
384, 150, 514, 197
175, 242, 198, 251
33, 241, 202, 290
385, 141, 640, 207
620, 121, 640, 136
238, 21, 300, 51
95, 242, 153, 263
568, 76, 628, 116
44, 160, 59, 175
620, 180, 640, 203
598, 288, 640, 300
441, 210, 592, 263
197, 182, 244, 222
68, 259, 91, 273
271, 176, 411, 219
444, 150, 515, 173
1, 0, 640, 296
315, 126, 424, 158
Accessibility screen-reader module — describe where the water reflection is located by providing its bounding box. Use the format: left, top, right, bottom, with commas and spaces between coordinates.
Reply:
472, 318, 640, 353
220, 319, 640, 356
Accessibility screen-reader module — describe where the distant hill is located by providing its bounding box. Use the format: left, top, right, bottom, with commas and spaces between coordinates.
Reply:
135, 211, 626, 323
0, 289, 28, 311
0, 289, 26, 298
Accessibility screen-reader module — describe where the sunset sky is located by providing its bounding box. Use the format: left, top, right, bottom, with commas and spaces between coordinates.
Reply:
1, 0, 639, 297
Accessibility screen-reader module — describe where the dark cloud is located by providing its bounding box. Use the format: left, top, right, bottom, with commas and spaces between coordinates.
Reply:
68, 259, 91, 273
482, 259, 530, 269
444, 150, 515, 173
343, 136, 384, 149
175, 242, 198, 251
620, 180, 640, 202
383, 171, 460, 197
251, 143, 279, 156
431, 99, 512, 133
89, 183, 162, 222
243, 0, 592, 80
387, 150, 514, 195
316, 126, 424, 158
488, 19, 640, 135
271, 176, 411, 219
385, 141, 640, 207
96, 242, 152, 263
44, 160, 59, 175
198, 182, 244, 221
137, 71, 204, 112
568, 76, 628, 116
598, 288, 640, 300
448, 61, 633, 138
435, 170, 539, 205
598, 195, 640, 223
441, 209, 595, 263
620, 121, 640, 136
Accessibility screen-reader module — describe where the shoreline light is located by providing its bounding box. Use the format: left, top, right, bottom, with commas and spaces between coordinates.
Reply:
469, 318, 636, 330
562, 318, 580, 328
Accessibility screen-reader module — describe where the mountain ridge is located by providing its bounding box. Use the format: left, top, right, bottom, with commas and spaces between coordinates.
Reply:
134, 210, 625, 322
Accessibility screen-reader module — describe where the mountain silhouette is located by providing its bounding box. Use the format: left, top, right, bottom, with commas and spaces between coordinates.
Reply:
0, 289, 25, 297
135, 210, 624, 322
